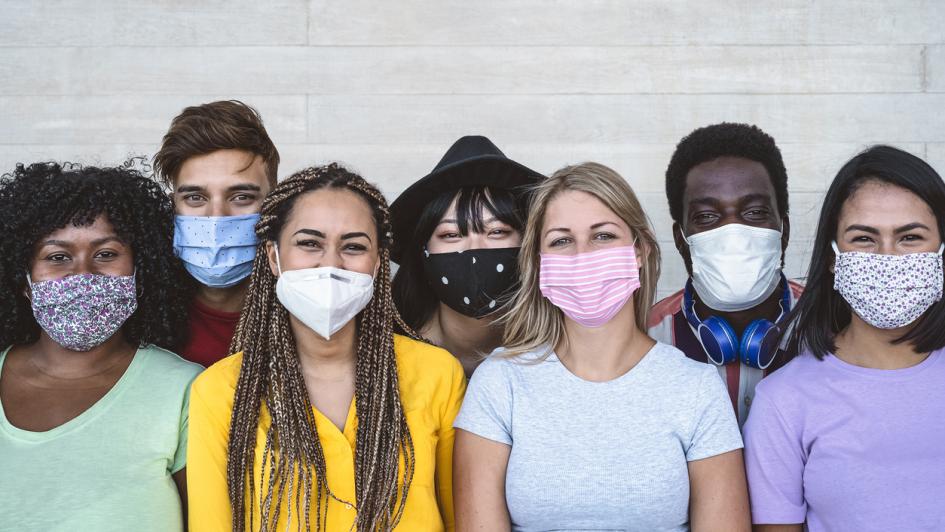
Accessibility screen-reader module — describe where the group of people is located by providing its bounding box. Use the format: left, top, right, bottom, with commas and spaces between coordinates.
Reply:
0, 100, 942, 532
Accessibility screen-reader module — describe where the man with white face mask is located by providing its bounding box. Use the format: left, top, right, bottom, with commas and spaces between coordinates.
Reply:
648, 123, 804, 426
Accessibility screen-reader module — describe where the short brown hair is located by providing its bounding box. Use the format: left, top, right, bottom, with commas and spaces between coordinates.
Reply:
153, 100, 280, 187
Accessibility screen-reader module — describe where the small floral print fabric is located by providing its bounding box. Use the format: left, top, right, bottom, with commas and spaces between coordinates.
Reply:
30, 273, 138, 351
833, 243, 944, 330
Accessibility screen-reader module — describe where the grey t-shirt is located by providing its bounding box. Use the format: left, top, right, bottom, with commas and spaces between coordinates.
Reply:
454, 341, 743, 532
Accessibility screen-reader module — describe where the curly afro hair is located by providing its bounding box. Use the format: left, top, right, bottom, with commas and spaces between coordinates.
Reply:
665, 122, 789, 225
0, 161, 192, 351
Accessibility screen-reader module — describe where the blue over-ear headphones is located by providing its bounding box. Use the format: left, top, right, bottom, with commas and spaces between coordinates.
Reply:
683, 274, 791, 370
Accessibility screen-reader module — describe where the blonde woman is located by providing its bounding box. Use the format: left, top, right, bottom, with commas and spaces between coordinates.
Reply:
187, 164, 465, 531
453, 163, 749, 531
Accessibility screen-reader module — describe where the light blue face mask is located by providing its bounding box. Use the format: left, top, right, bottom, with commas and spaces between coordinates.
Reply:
173, 214, 260, 288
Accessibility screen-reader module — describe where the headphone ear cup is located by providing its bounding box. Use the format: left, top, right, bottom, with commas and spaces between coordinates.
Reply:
698, 316, 739, 365
740, 319, 780, 370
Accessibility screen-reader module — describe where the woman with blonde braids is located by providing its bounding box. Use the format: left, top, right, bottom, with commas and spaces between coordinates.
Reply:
187, 163, 466, 532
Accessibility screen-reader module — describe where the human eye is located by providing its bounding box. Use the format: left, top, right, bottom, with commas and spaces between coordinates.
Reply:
45, 252, 70, 263
231, 193, 257, 204
183, 193, 206, 203
692, 212, 719, 226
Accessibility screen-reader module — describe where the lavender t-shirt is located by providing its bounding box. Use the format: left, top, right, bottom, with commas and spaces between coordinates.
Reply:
743, 349, 945, 531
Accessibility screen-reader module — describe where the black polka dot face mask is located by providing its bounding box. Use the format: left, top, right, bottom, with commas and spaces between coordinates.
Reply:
422, 247, 521, 318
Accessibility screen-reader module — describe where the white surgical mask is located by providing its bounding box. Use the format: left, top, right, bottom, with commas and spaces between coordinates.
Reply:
685, 223, 783, 312
273, 244, 375, 340
833, 241, 944, 330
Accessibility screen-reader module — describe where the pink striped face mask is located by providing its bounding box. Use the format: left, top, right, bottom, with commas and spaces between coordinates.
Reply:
539, 245, 641, 328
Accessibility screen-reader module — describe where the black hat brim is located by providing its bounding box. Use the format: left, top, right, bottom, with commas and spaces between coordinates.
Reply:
390, 155, 543, 262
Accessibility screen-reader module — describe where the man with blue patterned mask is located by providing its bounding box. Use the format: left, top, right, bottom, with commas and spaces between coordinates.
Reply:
153, 100, 279, 367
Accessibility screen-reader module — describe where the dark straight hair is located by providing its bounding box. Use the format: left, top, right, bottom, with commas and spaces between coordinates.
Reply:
392, 186, 526, 331
782, 145, 945, 359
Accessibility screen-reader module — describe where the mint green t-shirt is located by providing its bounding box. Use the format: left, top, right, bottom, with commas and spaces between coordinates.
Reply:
0, 345, 202, 532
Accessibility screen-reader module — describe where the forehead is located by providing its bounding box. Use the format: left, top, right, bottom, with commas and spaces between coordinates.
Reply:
40, 215, 118, 243
839, 180, 935, 226
175, 149, 269, 189
683, 156, 775, 205
282, 188, 375, 233
544, 189, 622, 228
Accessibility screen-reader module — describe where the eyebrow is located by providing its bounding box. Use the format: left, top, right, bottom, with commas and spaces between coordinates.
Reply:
175, 183, 262, 194
293, 229, 372, 241
342, 231, 372, 241
688, 193, 773, 206
293, 229, 326, 238
227, 184, 262, 193
545, 221, 618, 236
895, 222, 931, 234
41, 236, 123, 247
844, 224, 879, 235
436, 217, 499, 226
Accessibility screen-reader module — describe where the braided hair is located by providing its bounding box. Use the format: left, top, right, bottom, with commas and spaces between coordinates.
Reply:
226, 163, 419, 531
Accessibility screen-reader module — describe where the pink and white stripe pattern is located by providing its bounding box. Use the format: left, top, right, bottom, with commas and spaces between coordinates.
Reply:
539, 245, 641, 328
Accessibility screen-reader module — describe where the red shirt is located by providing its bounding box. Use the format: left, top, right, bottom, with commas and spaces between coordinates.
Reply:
180, 298, 240, 367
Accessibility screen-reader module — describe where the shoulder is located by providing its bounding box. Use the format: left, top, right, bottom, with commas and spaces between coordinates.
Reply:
394, 334, 465, 408
788, 279, 805, 299
394, 334, 463, 379
646, 342, 714, 380
755, 350, 823, 400
190, 351, 243, 401
137, 344, 204, 384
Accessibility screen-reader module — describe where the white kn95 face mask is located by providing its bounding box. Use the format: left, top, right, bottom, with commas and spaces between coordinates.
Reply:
273, 244, 375, 340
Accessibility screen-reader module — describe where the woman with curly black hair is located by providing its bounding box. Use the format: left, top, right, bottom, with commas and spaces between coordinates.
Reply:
0, 162, 202, 531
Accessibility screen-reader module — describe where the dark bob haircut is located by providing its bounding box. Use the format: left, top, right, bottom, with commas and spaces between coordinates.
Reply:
0, 162, 191, 351
665, 122, 789, 225
782, 145, 945, 359
392, 186, 526, 331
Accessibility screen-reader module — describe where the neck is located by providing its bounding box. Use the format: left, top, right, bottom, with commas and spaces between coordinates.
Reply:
555, 301, 655, 382
833, 315, 929, 370
290, 315, 358, 379
196, 280, 248, 314
423, 304, 504, 376
695, 279, 786, 336
25, 331, 136, 379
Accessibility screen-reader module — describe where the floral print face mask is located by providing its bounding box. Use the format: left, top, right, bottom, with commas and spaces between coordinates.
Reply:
28, 272, 138, 351
832, 242, 944, 330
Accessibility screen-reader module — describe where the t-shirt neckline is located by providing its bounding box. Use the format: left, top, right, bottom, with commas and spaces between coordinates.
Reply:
0, 345, 146, 442
823, 348, 942, 379
548, 341, 660, 386
192, 298, 242, 322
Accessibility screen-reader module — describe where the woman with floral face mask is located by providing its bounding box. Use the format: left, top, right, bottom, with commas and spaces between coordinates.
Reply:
0, 162, 200, 530
453, 163, 749, 531
187, 164, 465, 531
744, 146, 945, 532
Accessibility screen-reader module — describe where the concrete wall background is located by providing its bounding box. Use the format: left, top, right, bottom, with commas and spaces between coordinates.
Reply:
1, 0, 943, 298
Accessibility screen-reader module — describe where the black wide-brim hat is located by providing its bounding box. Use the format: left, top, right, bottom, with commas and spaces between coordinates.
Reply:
390, 135, 545, 262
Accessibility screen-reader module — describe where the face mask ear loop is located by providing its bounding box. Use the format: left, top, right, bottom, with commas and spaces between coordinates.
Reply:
938, 243, 944, 256
831, 241, 841, 255
274, 242, 284, 276
24, 272, 33, 303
